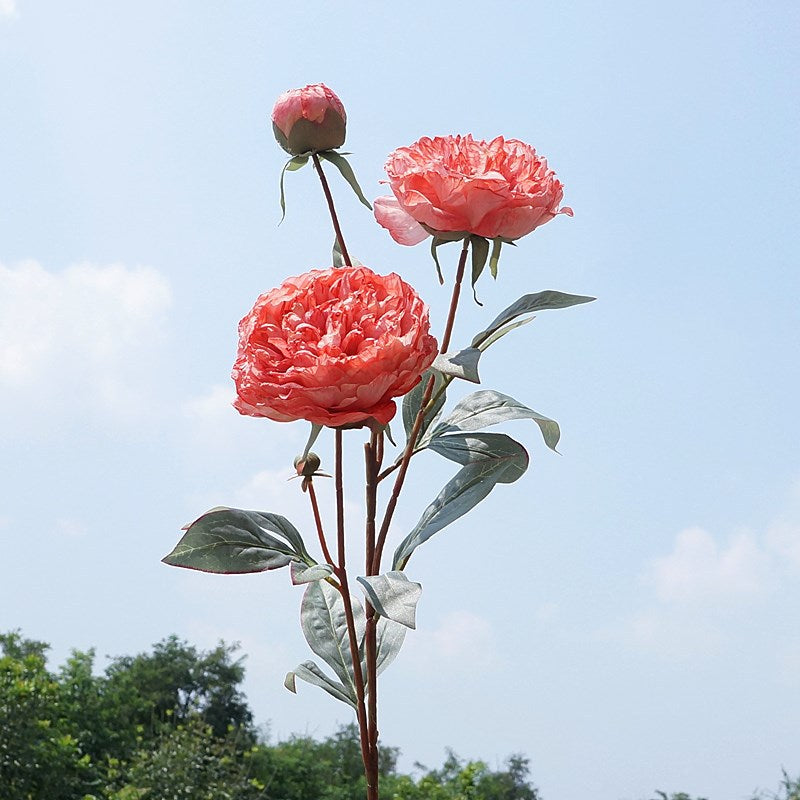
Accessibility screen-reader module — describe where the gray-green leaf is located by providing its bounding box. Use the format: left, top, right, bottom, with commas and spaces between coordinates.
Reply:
374, 618, 406, 676
430, 390, 560, 452
475, 316, 535, 352
301, 423, 323, 460
279, 155, 309, 222
291, 561, 334, 585
357, 571, 422, 630
430, 237, 448, 284
432, 347, 481, 384
392, 444, 528, 570
402, 369, 447, 445
470, 235, 490, 292
162, 508, 309, 574
472, 290, 595, 348
489, 239, 503, 279
317, 151, 372, 210
427, 432, 528, 483
332, 237, 364, 268
356, 617, 407, 698
300, 581, 365, 696
284, 660, 357, 709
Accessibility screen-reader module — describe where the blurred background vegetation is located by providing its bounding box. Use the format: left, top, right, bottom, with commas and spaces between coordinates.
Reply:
1, 631, 795, 800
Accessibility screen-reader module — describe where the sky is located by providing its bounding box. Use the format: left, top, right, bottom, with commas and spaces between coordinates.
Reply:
1, 1, 798, 798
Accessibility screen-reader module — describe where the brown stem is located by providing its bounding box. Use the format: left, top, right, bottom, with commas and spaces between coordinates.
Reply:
331, 429, 372, 786
364, 428, 382, 575
306, 481, 335, 567
439, 239, 469, 353
365, 612, 379, 796
363, 427, 383, 798
371, 239, 470, 575
312, 152, 351, 267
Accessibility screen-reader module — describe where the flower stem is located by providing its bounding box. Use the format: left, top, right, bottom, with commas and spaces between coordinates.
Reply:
364, 428, 382, 575
439, 239, 469, 353
306, 481, 335, 567
332, 429, 372, 789
371, 238, 470, 574
312, 152, 352, 267
365, 611, 379, 796
364, 427, 383, 799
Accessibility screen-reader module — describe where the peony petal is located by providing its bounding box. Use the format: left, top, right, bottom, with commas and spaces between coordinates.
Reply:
232, 266, 437, 428
382, 135, 570, 242
373, 196, 429, 246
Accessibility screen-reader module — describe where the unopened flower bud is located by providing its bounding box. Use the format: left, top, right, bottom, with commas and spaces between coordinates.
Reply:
294, 452, 322, 478
271, 83, 346, 156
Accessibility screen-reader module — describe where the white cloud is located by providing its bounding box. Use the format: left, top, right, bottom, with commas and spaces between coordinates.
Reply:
183, 384, 242, 450
626, 526, 772, 655
620, 608, 724, 658
233, 468, 316, 517
185, 383, 236, 422
765, 477, 800, 570
181, 384, 314, 475
0, 0, 17, 20
404, 610, 498, 672
612, 481, 800, 657
0, 260, 171, 419
777, 643, 800, 687
534, 601, 559, 622
54, 518, 89, 538
644, 526, 770, 605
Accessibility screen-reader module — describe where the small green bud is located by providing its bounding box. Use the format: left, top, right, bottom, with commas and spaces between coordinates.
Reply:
271, 84, 346, 156
294, 452, 322, 478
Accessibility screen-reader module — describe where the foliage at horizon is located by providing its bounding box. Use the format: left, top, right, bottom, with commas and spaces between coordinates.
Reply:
0, 630, 541, 800
1, 630, 795, 800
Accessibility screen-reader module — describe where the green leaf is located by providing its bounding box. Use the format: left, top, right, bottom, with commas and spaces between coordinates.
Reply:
489, 238, 503, 278
471, 290, 596, 348
356, 618, 407, 698
402, 369, 447, 445
430, 237, 447, 284
427, 432, 529, 483
476, 316, 535, 352
470, 235, 490, 293
356, 571, 422, 630
302, 423, 323, 460
432, 347, 481, 384
300, 581, 365, 697
162, 508, 309, 574
374, 618, 406, 676
291, 561, 334, 585
392, 445, 529, 570
284, 661, 357, 709
332, 237, 364, 268
430, 390, 560, 452
279, 155, 309, 222
317, 151, 372, 210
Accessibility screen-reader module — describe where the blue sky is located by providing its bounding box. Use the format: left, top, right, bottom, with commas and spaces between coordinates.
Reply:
1, 1, 798, 798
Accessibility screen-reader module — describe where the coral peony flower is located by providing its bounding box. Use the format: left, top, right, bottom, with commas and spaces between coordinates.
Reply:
232, 266, 438, 427
271, 83, 347, 155
375, 135, 573, 245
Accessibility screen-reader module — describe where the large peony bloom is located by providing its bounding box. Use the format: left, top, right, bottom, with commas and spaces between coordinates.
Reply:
232, 266, 438, 427
374, 135, 572, 245
271, 83, 347, 155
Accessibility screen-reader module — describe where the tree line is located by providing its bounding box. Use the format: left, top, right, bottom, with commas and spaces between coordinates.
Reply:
0, 631, 795, 800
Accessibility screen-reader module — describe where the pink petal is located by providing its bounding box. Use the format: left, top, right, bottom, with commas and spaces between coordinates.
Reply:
373, 196, 429, 246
